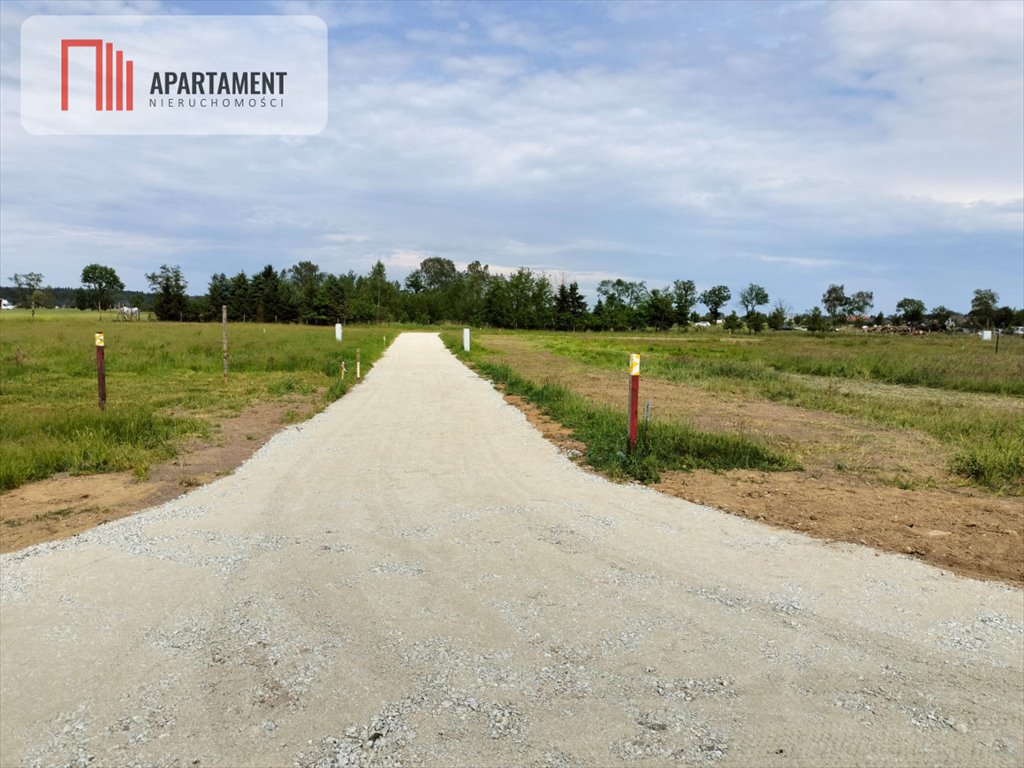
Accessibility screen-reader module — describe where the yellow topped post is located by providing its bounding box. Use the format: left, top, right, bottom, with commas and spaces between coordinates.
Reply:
95, 332, 106, 410
628, 353, 640, 450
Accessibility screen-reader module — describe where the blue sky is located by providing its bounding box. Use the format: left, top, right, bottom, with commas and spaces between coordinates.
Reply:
1, 0, 1022, 315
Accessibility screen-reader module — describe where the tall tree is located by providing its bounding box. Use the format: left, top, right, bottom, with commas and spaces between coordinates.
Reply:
287, 261, 325, 323
405, 257, 463, 324
418, 257, 458, 291
529, 272, 555, 329
228, 272, 251, 320
565, 281, 588, 330
250, 264, 297, 323
361, 260, 396, 323
317, 273, 349, 323
970, 289, 998, 327
822, 284, 848, 322
554, 282, 582, 331
80, 264, 124, 311
145, 265, 188, 321
699, 285, 731, 322
457, 261, 491, 326
992, 305, 1015, 329
404, 270, 425, 294
671, 279, 697, 327
738, 283, 769, 316
597, 279, 649, 330
484, 275, 513, 328
845, 290, 874, 316
488, 268, 555, 329
208, 273, 231, 313
767, 299, 790, 331
895, 298, 926, 325
644, 289, 676, 331
12, 272, 44, 319
508, 268, 537, 329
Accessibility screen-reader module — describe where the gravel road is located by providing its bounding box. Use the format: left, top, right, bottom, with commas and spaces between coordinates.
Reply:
2, 332, 1022, 768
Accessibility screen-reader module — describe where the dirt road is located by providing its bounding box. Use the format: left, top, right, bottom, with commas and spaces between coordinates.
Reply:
2, 333, 1021, 767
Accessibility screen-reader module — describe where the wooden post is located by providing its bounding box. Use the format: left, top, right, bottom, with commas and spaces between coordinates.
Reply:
627, 353, 640, 452
221, 305, 228, 381
995, 329, 1000, 354
95, 333, 106, 411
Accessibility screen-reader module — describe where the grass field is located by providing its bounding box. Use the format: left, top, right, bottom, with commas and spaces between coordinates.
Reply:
541, 329, 1024, 396
3, 315, 1022, 495
445, 328, 1024, 493
0, 310, 396, 491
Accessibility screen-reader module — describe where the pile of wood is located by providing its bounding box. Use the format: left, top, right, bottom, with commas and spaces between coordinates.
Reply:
862, 324, 928, 335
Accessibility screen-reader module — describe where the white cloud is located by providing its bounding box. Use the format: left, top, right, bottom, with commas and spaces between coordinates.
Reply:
271, 0, 391, 28
0, 0, 1020, 312
379, 249, 431, 271
822, 1, 1024, 205
752, 253, 844, 270
324, 232, 372, 244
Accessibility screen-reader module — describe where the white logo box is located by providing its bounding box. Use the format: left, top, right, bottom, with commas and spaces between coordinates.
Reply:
21, 15, 328, 135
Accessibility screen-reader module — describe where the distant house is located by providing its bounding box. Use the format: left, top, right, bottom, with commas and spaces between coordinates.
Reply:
1, 299, 15, 310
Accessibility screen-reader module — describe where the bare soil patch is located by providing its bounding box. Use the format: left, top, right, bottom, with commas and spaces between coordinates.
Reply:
485, 336, 1024, 585
0, 401, 306, 554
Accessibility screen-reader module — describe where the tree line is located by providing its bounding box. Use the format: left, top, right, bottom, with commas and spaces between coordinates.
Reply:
5, 260, 1023, 331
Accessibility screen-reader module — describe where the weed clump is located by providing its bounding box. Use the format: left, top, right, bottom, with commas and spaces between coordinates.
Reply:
475, 361, 797, 484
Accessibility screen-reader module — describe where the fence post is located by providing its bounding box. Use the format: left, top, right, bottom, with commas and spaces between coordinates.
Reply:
335, 323, 342, 342
95, 332, 106, 411
357, 348, 361, 379
463, 328, 470, 352
628, 353, 640, 452
221, 305, 228, 381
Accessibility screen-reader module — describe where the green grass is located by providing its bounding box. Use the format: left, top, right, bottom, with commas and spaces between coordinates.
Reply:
444, 331, 798, 483
0, 310, 396, 490
537, 330, 1024, 395
448, 328, 1024, 494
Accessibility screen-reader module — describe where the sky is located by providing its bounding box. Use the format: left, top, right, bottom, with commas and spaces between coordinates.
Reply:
1, 0, 1022, 315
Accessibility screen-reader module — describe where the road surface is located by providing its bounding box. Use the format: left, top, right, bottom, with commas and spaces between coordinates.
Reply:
2, 332, 1022, 767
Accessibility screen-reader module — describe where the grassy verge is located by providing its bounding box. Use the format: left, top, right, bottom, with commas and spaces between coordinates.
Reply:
0, 311, 397, 490
443, 330, 798, 483
528, 331, 1023, 493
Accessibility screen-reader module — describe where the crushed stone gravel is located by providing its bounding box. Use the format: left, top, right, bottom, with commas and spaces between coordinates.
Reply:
2, 333, 1022, 768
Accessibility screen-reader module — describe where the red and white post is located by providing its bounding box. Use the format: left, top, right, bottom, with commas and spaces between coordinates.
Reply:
95, 332, 106, 411
627, 353, 640, 452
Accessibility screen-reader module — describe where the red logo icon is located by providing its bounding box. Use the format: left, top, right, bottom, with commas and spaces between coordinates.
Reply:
61, 39, 134, 111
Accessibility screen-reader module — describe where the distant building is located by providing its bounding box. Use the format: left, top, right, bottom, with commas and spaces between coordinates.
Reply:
1, 299, 15, 310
